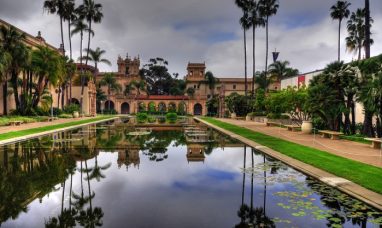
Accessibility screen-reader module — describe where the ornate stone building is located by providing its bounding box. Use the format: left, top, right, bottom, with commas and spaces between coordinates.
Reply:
96, 54, 262, 116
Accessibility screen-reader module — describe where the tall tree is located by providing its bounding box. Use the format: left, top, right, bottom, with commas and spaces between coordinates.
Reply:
235, 0, 252, 96
43, 0, 67, 53
62, 0, 76, 60
81, 47, 111, 81
99, 73, 121, 110
77, 0, 103, 67
330, 1, 351, 62
0, 47, 11, 115
346, 8, 374, 61
71, 17, 94, 109
258, 0, 279, 77
76, 0, 103, 112
364, 0, 371, 59
268, 60, 299, 81
249, 0, 265, 96
0, 26, 30, 115
198, 71, 219, 96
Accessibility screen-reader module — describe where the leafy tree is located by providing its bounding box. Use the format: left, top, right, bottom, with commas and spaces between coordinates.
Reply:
254, 71, 271, 90
248, 0, 265, 96
364, 0, 371, 59
43, 0, 67, 52
225, 93, 252, 116
346, 8, 374, 61
330, 1, 351, 61
268, 60, 299, 81
99, 73, 121, 110
254, 88, 266, 111
139, 58, 180, 95
82, 47, 111, 77
62, 0, 76, 60
235, 0, 252, 96
258, 0, 279, 75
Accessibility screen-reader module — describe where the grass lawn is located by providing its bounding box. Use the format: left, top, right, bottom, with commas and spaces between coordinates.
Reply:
0, 115, 116, 141
201, 117, 382, 194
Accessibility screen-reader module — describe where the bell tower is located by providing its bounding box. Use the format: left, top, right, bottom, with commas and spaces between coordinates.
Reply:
186, 63, 206, 81
117, 53, 141, 77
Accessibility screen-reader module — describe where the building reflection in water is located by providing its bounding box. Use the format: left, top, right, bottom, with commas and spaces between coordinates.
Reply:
186, 143, 205, 163
117, 145, 140, 170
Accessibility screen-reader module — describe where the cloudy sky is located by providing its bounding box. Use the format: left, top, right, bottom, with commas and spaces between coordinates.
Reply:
1, 0, 381, 78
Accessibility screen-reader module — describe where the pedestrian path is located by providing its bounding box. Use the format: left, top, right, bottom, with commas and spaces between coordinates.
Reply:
0, 117, 92, 135
220, 118, 382, 168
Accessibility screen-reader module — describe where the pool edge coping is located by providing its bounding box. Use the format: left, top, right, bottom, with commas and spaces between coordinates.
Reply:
195, 117, 382, 211
0, 116, 119, 146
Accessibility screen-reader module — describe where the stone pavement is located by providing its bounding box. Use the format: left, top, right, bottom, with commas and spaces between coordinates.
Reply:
220, 118, 382, 168
0, 117, 93, 135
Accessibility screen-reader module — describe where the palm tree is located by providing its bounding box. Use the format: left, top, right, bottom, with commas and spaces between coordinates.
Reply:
31, 46, 64, 108
254, 71, 271, 90
71, 17, 94, 110
258, 0, 279, 76
330, 1, 351, 62
62, 0, 76, 60
249, 1, 265, 96
235, 0, 252, 96
364, 0, 371, 59
346, 8, 374, 61
198, 71, 219, 97
82, 47, 111, 80
76, 0, 103, 67
43, 0, 67, 53
0, 46, 11, 115
268, 60, 299, 81
99, 73, 122, 110
0, 25, 30, 114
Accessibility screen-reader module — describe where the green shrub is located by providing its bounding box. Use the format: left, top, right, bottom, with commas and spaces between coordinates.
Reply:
266, 113, 289, 119
166, 112, 177, 123
63, 104, 80, 114
137, 112, 148, 123
158, 116, 166, 123
148, 116, 156, 123
58, 114, 73, 119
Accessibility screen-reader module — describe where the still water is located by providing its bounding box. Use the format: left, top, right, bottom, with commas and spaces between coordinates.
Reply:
0, 118, 382, 227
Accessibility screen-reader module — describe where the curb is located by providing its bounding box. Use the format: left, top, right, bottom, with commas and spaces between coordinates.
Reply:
0, 117, 119, 146
195, 117, 382, 211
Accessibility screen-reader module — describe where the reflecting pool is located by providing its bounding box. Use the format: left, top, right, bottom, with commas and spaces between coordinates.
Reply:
0, 119, 381, 227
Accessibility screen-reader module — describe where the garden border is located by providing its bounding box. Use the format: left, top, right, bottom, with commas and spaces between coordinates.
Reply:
195, 117, 382, 210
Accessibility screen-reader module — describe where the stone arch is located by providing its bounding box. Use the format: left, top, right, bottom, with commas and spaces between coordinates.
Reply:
71, 98, 80, 105
193, 103, 203, 116
105, 100, 115, 110
168, 102, 177, 113
178, 101, 187, 115
138, 102, 146, 112
148, 101, 156, 113
158, 102, 166, 113
121, 102, 130, 114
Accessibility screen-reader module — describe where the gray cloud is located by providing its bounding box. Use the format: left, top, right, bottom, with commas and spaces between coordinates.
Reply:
0, 0, 381, 77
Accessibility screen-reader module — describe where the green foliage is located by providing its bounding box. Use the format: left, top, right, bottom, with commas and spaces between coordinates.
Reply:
177, 102, 186, 115
202, 117, 382, 194
224, 93, 252, 116
63, 104, 80, 114
254, 88, 266, 111
166, 112, 178, 123
136, 112, 148, 123
148, 116, 156, 123
148, 102, 156, 113
58, 113, 73, 119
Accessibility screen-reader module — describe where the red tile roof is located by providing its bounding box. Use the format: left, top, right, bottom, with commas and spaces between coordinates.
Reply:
136, 95, 189, 100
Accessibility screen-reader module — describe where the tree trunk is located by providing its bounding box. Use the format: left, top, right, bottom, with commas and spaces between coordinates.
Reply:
243, 28, 248, 97
362, 110, 374, 137
57, 89, 60, 109
3, 81, 7, 115
265, 16, 269, 76
364, 0, 371, 59
338, 20, 341, 62
61, 84, 65, 108
85, 20, 92, 66
60, 16, 65, 53
351, 100, 356, 135
11, 70, 20, 112
80, 29, 84, 114
68, 19, 72, 60
252, 26, 256, 97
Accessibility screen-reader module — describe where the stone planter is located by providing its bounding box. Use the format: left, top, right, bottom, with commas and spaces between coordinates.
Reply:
301, 121, 313, 134
231, 113, 237, 119
246, 115, 252, 121
73, 111, 79, 118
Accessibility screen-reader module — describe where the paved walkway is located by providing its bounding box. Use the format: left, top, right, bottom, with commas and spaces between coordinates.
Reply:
220, 118, 382, 168
0, 117, 93, 135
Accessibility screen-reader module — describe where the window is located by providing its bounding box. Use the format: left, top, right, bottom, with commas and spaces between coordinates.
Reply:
233, 85, 236, 90
194, 85, 197, 89
200, 71, 203, 75
190, 71, 193, 76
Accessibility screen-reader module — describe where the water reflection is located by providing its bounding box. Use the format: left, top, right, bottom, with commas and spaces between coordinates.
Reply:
0, 120, 382, 227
